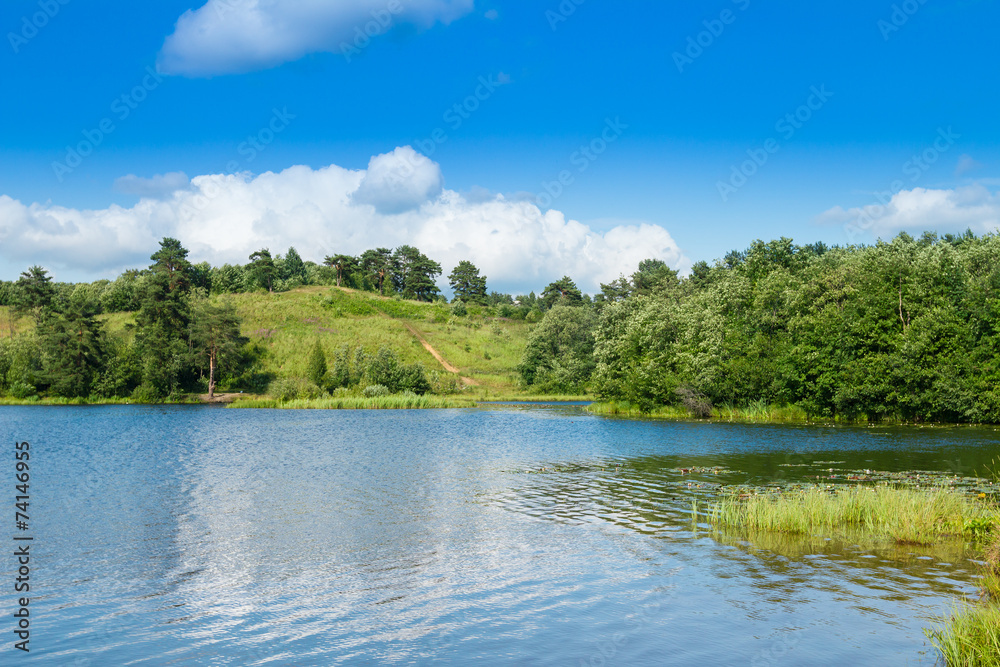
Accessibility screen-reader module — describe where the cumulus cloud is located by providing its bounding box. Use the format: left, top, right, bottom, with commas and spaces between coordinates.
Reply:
159, 0, 475, 76
114, 172, 190, 197
0, 150, 688, 293
351, 147, 443, 214
817, 184, 1000, 242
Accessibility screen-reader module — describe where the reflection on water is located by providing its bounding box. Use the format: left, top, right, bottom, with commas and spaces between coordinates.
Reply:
4, 405, 997, 665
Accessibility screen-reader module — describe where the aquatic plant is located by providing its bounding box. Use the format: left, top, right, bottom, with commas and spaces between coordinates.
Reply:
228, 394, 477, 410
707, 486, 994, 545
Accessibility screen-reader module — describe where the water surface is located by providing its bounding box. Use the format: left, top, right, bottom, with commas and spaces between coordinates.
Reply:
3, 405, 998, 665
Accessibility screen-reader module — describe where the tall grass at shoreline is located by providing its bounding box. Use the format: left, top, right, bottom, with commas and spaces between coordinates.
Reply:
705, 486, 994, 545
228, 394, 478, 410
588, 400, 811, 423
927, 472, 1000, 665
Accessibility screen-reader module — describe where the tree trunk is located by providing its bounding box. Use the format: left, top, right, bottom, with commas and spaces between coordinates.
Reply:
208, 348, 216, 399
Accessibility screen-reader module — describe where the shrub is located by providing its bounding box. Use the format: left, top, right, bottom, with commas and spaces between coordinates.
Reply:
8, 380, 36, 399
429, 370, 462, 395
362, 384, 389, 397
451, 299, 467, 317
269, 377, 321, 401
676, 385, 713, 418
306, 340, 327, 388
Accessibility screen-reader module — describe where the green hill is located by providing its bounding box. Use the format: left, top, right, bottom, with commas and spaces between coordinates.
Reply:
223, 286, 536, 396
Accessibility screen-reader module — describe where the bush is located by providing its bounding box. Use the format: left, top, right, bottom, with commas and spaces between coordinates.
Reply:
676, 385, 713, 418
362, 347, 431, 394
451, 299, 467, 317
130, 383, 162, 404
518, 305, 597, 393
362, 384, 389, 397
8, 381, 36, 399
269, 377, 322, 401
429, 370, 462, 395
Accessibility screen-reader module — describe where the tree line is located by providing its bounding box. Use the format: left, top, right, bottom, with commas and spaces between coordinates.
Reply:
518, 230, 1000, 423
0, 237, 597, 401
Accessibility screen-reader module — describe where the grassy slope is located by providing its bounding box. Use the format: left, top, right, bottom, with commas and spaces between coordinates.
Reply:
92, 286, 544, 397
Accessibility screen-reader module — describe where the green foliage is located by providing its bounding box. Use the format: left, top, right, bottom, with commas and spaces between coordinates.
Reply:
134, 238, 195, 397
593, 231, 1000, 422
37, 299, 104, 397
518, 305, 597, 393
449, 260, 488, 305
451, 299, 468, 317
360, 248, 394, 295
268, 377, 322, 402
92, 336, 141, 398
13, 266, 54, 321
189, 298, 248, 396
361, 347, 431, 394
540, 276, 584, 310
282, 247, 307, 283
330, 345, 352, 388
362, 384, 390, 398
306, 340, 328, 388
248, 248, 277, 292
100, 271, 144, 312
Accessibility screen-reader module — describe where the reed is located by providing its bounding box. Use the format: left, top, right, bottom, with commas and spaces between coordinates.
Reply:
228, 394, 478, 410
708, 486, 994, 545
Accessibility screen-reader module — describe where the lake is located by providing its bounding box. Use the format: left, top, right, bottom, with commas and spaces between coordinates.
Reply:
3, 405, 998, 665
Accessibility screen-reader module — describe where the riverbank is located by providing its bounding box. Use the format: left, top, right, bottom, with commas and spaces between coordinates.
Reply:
587, 400, 1000, 427
0, 392, 592, 409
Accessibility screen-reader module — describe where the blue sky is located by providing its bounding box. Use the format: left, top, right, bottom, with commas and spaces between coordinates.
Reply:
1, 0, 998, 292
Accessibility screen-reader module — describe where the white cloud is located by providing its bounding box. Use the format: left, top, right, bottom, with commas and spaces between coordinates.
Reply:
0, 150, 689, 294
114, 172, 190, 197
351, 147, 443, 214
159, 0, 475, 76
817, 183, 1000, 242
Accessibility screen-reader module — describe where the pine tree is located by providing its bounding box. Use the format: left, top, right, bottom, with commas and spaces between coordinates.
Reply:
38, 299, 104, 397
189, 299, 247, 398
448, 261, 488, 305
306, 340, 328, 389
135, 238, 194, 398
249, 249, 277, 292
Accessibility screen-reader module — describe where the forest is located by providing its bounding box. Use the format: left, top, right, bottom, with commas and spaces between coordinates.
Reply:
2, 230, 999, 423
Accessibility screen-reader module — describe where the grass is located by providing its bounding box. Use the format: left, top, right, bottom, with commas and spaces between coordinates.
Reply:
705, 486, 995, 545
216, 287, 537, 394
587, 400, 811, 422
585, 399, 963, 425
928, 604, 1000, 666
471, 393, 592, 403
927, 488, 1000, 665
0, 395, 204, 406
228, 394, 478, 410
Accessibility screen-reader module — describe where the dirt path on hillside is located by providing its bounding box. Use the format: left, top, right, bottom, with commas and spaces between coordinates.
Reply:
402, 322, 479, 386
